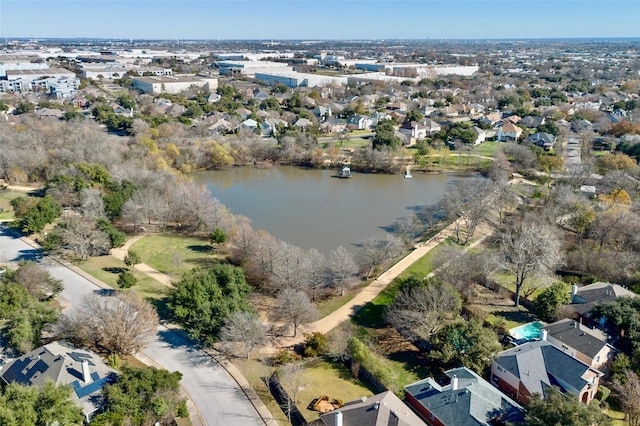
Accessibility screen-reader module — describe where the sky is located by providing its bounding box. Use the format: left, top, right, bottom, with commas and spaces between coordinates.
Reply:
1, 0, 639, 40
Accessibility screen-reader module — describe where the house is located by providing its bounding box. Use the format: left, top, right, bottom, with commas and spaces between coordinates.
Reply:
314, 106, 332, 119
405, 367, 524, 426
261, 117, 287, 137
540, 319, 616, 371
71, 95, 89, 109
399, 121, 428, 140
321, 118, 347, 134
423, 119, 442, 135
237, 118, 258, 131
524, 132, 556, 150
294, 117, 313, 130
208, 118, 234, 134
479, 112, 503, 126
519, 115, 545, 129
0, 341, 116, 422
347, 114, 374, 130
496, 122, 522, 142
470, 126, 486, 145
319, 390, 425, 426
566, 282, 636, 327
35, 108, 64, 119
491, 340, 602, 405
235, 107, 253, 119
571, 119, 593, 132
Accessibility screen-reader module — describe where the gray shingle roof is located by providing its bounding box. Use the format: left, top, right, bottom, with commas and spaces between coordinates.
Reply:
404, 367, 524, 426
541, 319, 609, 359
320, 391, 425, 426
494, 341, 601, 398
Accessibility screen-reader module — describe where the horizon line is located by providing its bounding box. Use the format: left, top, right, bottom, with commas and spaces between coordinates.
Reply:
3, 36, 640, 42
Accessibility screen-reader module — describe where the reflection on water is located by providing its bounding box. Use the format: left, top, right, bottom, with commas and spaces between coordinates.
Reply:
191, 166, 470, 254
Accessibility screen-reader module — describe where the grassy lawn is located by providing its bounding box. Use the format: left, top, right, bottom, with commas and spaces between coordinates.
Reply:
471, 141, 501, 157
129, 234, 223, 279
317, 292, 356, 319
77, 255, 169, 300
492, 271, 548, 301
296, 360, 375, 423
352, 241, 457, 328
0, 188, 32, 221
232, 358, 374, 425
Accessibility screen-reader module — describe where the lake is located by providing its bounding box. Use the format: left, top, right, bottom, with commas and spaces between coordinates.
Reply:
192, 166, 470, 254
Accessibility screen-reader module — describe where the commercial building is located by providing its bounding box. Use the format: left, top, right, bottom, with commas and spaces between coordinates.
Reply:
255, 71, 347, 88
218, 60, 292, 77
131, 75, 218, 94
5, 67, 76, 82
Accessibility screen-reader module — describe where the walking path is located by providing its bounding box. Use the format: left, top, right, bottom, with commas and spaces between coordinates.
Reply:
110, 235, 172, 286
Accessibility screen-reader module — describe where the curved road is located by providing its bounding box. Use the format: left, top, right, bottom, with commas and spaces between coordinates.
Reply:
0, 225, 264, 426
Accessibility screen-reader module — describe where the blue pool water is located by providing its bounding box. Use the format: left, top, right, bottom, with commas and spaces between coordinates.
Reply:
510, 321, 544, 341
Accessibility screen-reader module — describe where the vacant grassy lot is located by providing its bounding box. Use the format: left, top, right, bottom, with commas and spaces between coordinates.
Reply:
129, 234, 223, 278
78, 255, 169, 300
471, 141, 501, 157
0, 188, 32, 221
233, 358, 374, 425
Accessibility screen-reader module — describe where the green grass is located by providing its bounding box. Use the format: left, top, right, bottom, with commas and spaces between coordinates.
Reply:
297, 361, 375, 422
492, 271, 548, 301
485, 310, 537, 329
471, 141, 501, 157
317, 293, 357, 318
352, 239, 458, 327
77, 255, 169, 300
0, 188, 31, 221
129, 234, 223, 278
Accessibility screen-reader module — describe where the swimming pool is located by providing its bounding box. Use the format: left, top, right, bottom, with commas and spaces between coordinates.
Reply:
509, 321, 544, 341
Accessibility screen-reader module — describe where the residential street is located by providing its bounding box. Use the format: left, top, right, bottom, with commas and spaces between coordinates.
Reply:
0, 224, 265, 426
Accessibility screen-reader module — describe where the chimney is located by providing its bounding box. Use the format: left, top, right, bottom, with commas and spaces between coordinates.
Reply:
451, 375, 459, 390
571, 284, 578, 300
334, 411, 343, 426
82, 360, 92, 384
541, 329, 548, 341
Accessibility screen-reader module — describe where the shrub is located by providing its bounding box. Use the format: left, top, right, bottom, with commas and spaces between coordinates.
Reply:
347, 337, 393, 387
273, 349, 302, 365
302, 332, 328, 357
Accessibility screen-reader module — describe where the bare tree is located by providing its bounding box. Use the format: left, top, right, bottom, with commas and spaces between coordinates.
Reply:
394, 213, 423, 245
276, 289, 318, 337
271, 241, 306, 292
495, 216, 563, 306
12, 261, 63, 301
328, 246, 358, 296
79, 188, 105, 221
218, 311, 267, 359
228, 218, 255, 266
57, 217, 111, 260
385, 280, 462, 338
277, 362, 307, 423
442, 178, 490, 244
67, 292, 158, 355
432, 246, 491, 299
611, 370, 640, 426
357, 234, 404, 279
303, 248, 327, 301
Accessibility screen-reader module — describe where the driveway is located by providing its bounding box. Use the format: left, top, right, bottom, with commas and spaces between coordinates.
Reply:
0, 225, 264, 426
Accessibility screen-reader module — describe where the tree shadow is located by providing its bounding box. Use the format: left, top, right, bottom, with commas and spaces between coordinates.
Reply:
14, 248, 44, 263
351, 302, 386, 328
187, 244, 212, 253
102, 266, 124, 274
493, 310, 537, 324
149, 297, 172, 320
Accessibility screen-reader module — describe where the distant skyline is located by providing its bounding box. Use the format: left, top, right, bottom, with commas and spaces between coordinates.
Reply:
1, 1, 639, 41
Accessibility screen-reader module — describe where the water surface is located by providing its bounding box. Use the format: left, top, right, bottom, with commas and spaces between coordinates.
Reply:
192, 166, 467, 254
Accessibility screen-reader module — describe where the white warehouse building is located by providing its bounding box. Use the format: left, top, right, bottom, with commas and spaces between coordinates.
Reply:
255, 71, 347, 88
218, 60, 292, 77
131, 75, 218, 94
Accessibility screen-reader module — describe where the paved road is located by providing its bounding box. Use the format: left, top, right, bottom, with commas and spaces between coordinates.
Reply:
0, 225, 264, 426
